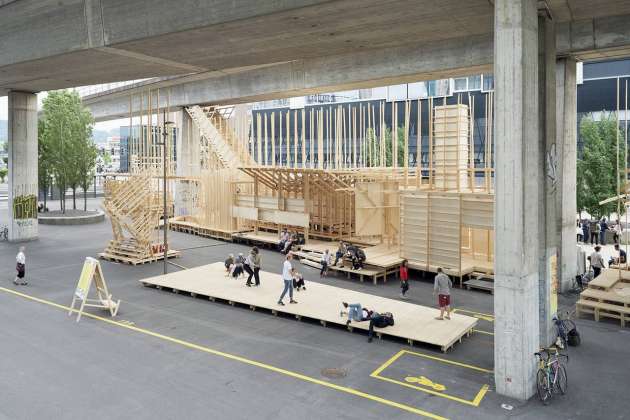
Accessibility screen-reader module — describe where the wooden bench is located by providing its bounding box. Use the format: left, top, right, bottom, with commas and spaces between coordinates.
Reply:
576, 299, 630, 327
328, 264, 385, 285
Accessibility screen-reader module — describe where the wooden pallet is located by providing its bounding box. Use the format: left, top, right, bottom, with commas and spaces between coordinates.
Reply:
464, 278, 494, 294
140, 262, 478, 352
99, 249, 181, 265
577, 286, 630, 327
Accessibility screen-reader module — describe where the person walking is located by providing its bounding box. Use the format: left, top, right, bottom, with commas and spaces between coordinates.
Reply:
14, 246, 26, 285
278, 253, 297, 306
400, 259, 409, 299
433, 268, 452, 320
590, 246, 605, 278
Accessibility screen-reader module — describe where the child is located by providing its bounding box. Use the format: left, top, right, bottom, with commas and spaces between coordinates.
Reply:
400, 259, 409, 299
14, 246, 26, 286
232, 253, 245, 278
224, 254, 234, 276
293, 271, 306, 291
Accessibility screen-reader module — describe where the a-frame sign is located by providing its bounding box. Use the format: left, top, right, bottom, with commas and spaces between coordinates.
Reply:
69, 257, 120, 322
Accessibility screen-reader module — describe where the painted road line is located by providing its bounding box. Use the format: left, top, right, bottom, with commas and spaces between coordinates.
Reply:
370, 349, 492, 407
0, 286, 448, 420
453, 309, 495, 322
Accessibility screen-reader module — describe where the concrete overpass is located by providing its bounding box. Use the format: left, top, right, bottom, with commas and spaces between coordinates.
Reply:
3, 0, 630, 402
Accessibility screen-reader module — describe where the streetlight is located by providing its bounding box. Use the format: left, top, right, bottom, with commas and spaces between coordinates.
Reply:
158, 110, 174, 275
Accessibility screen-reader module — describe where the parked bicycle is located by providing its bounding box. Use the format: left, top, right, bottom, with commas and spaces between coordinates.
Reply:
535, 348, 568, 404
0, 225, 7, 241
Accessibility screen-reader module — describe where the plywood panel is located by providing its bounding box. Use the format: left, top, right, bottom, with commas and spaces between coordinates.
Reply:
232, 206, 258, 220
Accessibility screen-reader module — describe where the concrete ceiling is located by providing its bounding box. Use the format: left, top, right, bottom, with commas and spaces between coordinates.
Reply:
1, 0, 630, 95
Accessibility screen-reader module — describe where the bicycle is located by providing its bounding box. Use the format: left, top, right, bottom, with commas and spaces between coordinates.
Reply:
534, 348, 569, 405
0, 225, 7, 241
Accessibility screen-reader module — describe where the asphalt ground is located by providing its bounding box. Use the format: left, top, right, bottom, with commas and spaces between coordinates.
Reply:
0, 199, 627, 420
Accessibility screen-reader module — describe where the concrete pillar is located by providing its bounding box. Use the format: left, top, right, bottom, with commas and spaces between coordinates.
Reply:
174, 109, 199, 217
538, 12, 558, 348
556, 57, 578, 292
7, 91, 38, 242
493, 0, 540, 400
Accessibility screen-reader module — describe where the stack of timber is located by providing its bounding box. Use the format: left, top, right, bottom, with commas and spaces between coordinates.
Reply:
433, 104, 469, 191
577, 269, 630, 326
101, 173, 180, 265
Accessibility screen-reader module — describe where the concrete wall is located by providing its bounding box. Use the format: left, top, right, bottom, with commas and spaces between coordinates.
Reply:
8, 91, 38, 241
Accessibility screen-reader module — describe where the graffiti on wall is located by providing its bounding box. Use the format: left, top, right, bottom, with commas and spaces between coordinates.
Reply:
12, 194, 37, 220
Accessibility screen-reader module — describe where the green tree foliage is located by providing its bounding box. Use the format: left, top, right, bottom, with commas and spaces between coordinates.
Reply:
39, 90, 95, 213
0, 168, 7, 183
577, 112, 626, 218
364, 126, 406, 167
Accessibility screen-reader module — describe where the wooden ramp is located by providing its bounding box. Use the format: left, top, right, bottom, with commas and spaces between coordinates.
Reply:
140, 262, 478, 352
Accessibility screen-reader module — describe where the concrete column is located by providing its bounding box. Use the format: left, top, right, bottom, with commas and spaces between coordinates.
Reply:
538, 13, 558, 348
493, 0, 540, 400
556, 58, 578, 292
174, 109, 199, 217
8, 91, 38, 242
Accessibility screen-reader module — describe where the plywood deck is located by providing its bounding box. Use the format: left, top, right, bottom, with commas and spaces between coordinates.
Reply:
140, 262, 478, 351
589, 268, 630, 291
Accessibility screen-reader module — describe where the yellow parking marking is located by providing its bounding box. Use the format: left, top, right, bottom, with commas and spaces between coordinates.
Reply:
370, 350, 492, 407
0, 287, 447, 420
453, 309, 495, 322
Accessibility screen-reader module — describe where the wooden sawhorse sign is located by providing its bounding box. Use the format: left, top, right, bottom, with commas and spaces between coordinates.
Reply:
69, 257, 120, 322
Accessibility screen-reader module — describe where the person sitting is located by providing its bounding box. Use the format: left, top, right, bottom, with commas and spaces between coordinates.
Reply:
293, 271, 306, 291
609, 243, 627, 266
367, 311, 395, 343
282, 232, 297, 254
232, 253, 245, 278
224, 254, 234, 275
341, 302, 372, 326
333, 242, 347, 266
346, 245, 365, 270
278, 229, 289, 252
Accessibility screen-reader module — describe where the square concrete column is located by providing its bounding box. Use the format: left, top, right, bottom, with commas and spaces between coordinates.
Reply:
8, 91, 38, 242
537, 13, 558, 348
174, 108, 199, 217
493, 0, 540, 400
556, 58, 578, 292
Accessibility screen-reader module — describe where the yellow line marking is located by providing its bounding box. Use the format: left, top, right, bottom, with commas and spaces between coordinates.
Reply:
473, 329, 494, 336
453, 309, 495, 322
0, 287, 447, 420
370, 350, 492, 407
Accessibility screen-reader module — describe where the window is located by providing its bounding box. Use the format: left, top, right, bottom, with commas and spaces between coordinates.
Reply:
408, 82, 428, 99
427, 79, 451, 97
468, 75, 481, 91
453, 75, 481, 92
454, 77, 468, 92
482, 74, 494, 92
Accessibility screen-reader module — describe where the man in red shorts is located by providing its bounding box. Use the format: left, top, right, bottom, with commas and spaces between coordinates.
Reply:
433, 267, 452, 320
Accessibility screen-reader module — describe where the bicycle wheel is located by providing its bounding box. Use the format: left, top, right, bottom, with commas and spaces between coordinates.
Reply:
554, 364, 568, 395
536, 369, 552, 404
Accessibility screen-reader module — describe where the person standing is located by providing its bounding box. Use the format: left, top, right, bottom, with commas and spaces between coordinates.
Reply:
278, 253, 297, 305
433, 268, 452, 320
590, 220, 600, 245
14, 246, 26, 285
613, 221, 622, 244
251, 247, 261, 286
590, 246, 605, 278
582, 220, 590, 246
400, 259, 409, 299
244, 247, 257, 287
600, 218, 608, 245
576, 220, 583, 243
320, 249, 330, 277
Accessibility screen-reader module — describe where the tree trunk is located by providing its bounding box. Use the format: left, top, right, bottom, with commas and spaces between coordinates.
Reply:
59, 185, 65, 213
72, 187, 76, 210
43, 186, 47, 212
83, 186, 87, 211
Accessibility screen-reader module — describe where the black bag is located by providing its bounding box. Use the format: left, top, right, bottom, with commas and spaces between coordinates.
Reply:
567, 327, 581, 346
382, 312, 395, 327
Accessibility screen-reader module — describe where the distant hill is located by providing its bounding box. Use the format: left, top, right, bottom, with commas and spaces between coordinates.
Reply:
0, 120, 118, 144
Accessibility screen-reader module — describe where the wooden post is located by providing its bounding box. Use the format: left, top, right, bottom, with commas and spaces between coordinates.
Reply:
301, 109, 306, 168
417, 99, 422, 188
271, 112, 276, 167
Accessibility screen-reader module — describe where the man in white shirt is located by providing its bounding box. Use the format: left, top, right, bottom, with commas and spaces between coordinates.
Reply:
278, 253, 298, 306
590, 246, 605, 278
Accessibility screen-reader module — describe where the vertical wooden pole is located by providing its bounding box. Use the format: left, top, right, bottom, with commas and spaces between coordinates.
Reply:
263, 113, 268, 166
294, 111, 298, 168
456, 94, 461, 192
271, 112, 276, 167
279, 112, 283, 167
417, 99, 421, 188
310, 108, 315, 168
301, 109, 306, 167
256, 114, 262, 164
392, 101, 398, 168
404, 99, 410, 187
429, 97, 433, 188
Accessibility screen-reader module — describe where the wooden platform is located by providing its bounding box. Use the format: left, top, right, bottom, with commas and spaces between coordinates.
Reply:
233, 231, 281, 247
577, 268, 630, 327
140, 262, 478, 351
169, 219, 246, 241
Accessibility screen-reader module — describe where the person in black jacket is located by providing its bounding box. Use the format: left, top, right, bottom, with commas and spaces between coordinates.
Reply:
367, 312, 394, 342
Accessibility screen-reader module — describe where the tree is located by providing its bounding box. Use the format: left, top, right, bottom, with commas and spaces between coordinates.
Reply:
0, 168, 7, 183
577, 112, 626, 218
39, 90, 95, 213
364, 126, 406, 167
77, 140, 98, 211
